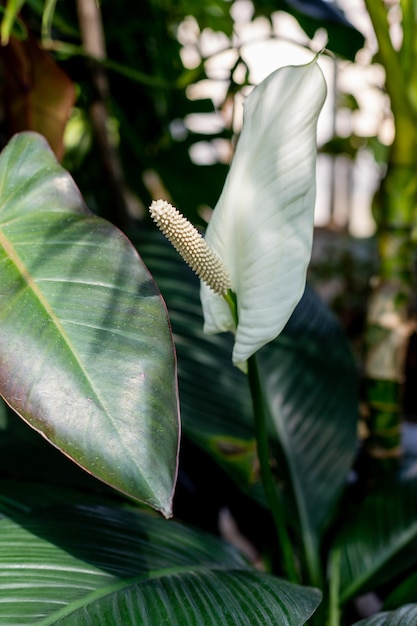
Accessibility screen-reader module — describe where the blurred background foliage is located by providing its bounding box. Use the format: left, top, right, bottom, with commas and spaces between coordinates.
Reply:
0, 0, 367, 233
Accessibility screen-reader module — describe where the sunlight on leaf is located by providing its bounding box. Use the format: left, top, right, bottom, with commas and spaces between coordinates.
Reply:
0, 133, 179, 517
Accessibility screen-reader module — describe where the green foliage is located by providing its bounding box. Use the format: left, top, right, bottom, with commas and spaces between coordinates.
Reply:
0, 498, 321, 625
0, 1, 416, 625
0, 0, 25, 44
139, 232, 358, 587
0, 133, 179, 517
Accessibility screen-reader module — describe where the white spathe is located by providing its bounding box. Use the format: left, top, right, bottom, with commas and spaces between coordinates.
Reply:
200, 59, 327, 368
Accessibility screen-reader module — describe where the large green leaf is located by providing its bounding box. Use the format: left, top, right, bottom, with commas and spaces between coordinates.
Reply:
0, 399, 118, 496
0, 132, 179, 517
138, 233, 359, 561
0, 501, 321, 625
352, 604, 417, 626
257, 286, 358, 583
332, 479, 417, 604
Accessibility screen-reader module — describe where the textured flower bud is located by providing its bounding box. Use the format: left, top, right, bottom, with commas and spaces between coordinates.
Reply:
149, 200, 231, 295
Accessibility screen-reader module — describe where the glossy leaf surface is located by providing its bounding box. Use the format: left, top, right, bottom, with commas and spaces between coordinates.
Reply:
256, 287, 358, 580
333, 480, 417, 603
0, 132, 179, 516
0, 503, 321, 625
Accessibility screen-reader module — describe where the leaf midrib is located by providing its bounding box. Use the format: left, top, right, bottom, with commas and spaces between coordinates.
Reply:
0, 229, 112, 425
36, 566, 250, 626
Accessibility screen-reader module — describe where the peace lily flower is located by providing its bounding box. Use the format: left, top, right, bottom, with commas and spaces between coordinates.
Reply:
150, 59, 327, 369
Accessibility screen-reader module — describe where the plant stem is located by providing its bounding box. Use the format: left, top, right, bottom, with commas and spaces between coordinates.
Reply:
361, 1, 417, 479
364, 0, 416, 164
247, 354, 299, 583
327, 549, 341, 626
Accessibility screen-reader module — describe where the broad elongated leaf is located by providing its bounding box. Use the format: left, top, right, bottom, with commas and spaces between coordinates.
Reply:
54, 570, 320, 626
0, 399, 117, 496
0, 132, 179, 517
0, 501, 321, 625
256, 287, 358, 581
352, 604, 417, 626
332, 479, 417, 604
138, 234, 359, 551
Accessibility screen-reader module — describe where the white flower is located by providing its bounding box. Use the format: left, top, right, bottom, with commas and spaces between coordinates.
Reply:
200, 59, 327, 368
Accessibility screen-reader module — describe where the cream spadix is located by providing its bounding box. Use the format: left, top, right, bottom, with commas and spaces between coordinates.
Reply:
149, 199, 231, 295
200, 59, 327, 368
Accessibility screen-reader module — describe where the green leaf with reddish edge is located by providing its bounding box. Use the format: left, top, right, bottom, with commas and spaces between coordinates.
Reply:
0, 132, 179, 517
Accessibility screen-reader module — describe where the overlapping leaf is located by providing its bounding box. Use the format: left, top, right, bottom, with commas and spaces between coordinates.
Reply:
0, 132, 179, 516
0, 501, 321, 625
331, 478, 417, 604
256, 287, 358, 582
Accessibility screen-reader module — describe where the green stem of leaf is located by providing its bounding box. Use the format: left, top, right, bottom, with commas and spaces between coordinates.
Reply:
327, 549, 341, 626
223, 289, 238, 327
247, 353, 299, 583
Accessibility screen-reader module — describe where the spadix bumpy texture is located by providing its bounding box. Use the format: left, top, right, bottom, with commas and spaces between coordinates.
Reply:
200, 59, 327, 369
149, 200, 231, 295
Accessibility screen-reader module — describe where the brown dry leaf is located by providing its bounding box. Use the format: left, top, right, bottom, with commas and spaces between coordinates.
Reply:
1, 35, 75, 160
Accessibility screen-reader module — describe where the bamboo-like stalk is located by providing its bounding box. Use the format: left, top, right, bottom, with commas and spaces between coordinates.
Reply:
363, 165, 417, 474
362, 1, 417, 477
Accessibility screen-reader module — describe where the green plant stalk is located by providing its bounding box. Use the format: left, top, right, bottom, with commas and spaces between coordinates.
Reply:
41, 0, 58, 45
361, 3, 417, 477
247, 354, 299, 583
326, 549, 341, 626
363, 164, 417, 475
363, 0, 416, 164
399, 0, 414, 78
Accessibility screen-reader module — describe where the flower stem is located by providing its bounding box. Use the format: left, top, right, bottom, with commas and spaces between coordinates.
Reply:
327, 549, 341, 626
247, 353, 299, 583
